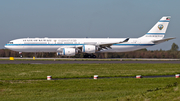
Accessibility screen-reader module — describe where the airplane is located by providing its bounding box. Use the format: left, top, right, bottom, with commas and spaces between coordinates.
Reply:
5, 16, 175, 58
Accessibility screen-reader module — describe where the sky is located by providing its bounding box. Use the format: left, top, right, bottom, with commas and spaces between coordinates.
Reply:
1, 0, 180, 50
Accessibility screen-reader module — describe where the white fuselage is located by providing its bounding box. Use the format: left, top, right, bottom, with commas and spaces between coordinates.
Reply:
4, 37, 154, 53
5, 16, 172, 54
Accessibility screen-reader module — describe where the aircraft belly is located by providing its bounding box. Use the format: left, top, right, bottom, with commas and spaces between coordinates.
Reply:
99, 45, 151, 52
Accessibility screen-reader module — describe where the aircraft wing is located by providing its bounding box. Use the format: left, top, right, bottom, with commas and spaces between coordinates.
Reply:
152, 37, 175, 44
98, 38, 129, 50
57, 38, 130, 52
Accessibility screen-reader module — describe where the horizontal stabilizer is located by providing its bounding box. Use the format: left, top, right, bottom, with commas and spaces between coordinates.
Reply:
152, 37, 175, 44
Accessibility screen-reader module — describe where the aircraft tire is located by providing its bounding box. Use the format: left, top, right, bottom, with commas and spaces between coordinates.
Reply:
83, 54, 96, 58
20, 55, 23, 58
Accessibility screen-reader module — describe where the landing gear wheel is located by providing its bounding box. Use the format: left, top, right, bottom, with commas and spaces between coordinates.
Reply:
83, 53, 96, 58
92, 55, 96, 58
19, 52, 23, 58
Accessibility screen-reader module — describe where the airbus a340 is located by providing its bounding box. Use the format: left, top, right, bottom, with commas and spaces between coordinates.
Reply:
5, 16, 175, 58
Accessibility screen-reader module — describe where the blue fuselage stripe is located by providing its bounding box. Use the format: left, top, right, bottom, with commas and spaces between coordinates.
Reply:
146, 33, 165, 35
159, 20, 170, 22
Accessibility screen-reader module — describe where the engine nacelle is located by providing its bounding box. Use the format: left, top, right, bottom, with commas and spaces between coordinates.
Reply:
57, 48, 76, 56
82, 45, 96, 53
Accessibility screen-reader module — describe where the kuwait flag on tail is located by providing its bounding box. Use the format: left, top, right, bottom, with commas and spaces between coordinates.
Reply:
166, 17, 170, 20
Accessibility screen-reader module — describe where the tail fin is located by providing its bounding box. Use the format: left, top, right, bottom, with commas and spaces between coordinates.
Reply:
140, 16, 170, 39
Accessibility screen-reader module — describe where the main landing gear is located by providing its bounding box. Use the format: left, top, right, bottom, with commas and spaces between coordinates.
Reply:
83, 53, 96, 58
19, 52, 23, 58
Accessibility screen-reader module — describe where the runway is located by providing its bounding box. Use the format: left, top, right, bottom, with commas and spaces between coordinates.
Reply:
0, 60, 180, 64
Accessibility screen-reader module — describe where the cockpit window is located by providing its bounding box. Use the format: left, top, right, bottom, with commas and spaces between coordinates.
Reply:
8, 42, 13, 44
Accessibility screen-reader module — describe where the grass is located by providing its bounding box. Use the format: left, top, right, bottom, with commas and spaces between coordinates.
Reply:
0, 64, 180, 80
1, 63, 180, 101
0, 78, 180, 101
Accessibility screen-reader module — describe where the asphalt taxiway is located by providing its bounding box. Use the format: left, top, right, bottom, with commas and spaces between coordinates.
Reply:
0, 60, 180, 64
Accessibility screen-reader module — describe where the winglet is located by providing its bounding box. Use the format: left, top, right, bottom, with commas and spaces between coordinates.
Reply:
119, 37, 129, 43
123, 37, 129, 43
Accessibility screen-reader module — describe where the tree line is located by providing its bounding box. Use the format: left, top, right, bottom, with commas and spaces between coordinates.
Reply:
0, 43, 179, 58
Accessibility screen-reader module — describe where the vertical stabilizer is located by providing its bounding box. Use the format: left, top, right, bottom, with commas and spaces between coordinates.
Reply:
140, 16, 170, 39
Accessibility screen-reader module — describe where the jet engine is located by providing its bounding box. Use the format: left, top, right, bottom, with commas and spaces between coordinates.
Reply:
82, 45, 96, 53
57, 48, 76, 56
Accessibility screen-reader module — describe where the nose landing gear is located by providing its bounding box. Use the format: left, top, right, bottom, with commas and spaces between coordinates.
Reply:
19, 52, 23, 58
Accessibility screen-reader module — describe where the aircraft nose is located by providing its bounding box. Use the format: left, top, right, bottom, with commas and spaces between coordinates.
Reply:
4, 44, 10, 49
4, 45, 7, 48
